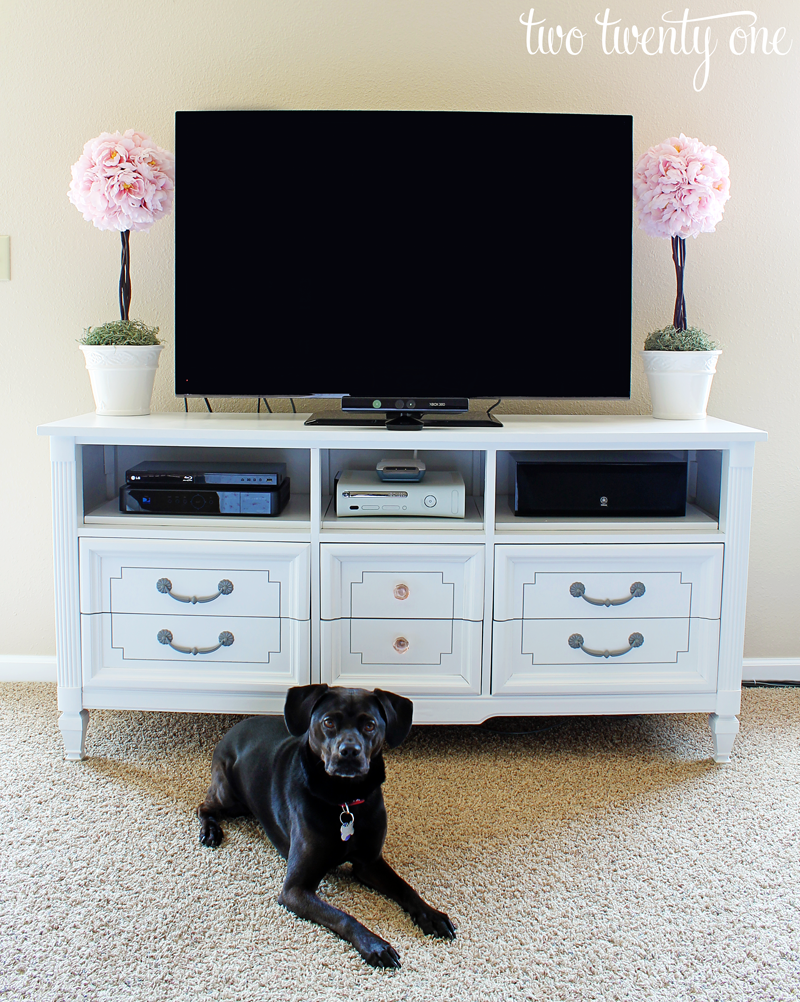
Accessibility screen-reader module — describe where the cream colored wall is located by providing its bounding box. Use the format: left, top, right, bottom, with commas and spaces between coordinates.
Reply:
1, 1, 797, 659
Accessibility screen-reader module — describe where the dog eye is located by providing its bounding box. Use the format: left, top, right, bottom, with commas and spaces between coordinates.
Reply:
362, 719, 376, 733
322, 716, 336, 730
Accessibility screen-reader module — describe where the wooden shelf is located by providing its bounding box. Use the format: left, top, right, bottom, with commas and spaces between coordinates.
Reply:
84, 493, 311, 530
494, 496, 719, 533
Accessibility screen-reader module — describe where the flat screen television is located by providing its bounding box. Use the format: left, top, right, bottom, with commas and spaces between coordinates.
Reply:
175, 109, 632, 428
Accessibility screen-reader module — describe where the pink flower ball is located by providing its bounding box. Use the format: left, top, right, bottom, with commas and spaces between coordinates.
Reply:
68, 129, 175, 232
634, 134, 730, 240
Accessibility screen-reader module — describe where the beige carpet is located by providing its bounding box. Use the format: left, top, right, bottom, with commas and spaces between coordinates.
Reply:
2, 683, 799, 1002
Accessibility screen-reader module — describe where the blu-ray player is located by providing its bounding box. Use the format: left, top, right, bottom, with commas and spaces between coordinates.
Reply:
125, 461, 286, 487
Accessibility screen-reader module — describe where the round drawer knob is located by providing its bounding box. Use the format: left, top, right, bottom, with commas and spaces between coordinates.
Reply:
393, 636, 410, 654
393, 583, 410, 601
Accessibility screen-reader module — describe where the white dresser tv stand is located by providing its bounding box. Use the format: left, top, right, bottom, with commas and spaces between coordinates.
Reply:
38, 412, 766, 764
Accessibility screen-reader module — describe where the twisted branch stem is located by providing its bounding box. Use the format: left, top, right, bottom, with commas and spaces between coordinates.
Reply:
119, 230, 131, 322
671, 235, 687, 331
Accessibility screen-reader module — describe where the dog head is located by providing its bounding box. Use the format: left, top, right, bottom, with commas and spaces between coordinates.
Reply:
284, 684, 413, 778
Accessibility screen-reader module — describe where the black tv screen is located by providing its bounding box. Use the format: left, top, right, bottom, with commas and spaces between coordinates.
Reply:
175, 110, 632, 403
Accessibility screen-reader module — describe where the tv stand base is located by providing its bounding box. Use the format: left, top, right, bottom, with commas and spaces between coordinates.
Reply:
305, 410, 502, 429
36, 411, 766, 766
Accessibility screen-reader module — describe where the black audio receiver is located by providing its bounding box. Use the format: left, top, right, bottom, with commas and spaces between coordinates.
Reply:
511, 452, 688, 517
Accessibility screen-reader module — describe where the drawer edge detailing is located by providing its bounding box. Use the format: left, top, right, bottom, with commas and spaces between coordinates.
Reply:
82, 614, 310, 690
493, 543, 724, 622
490, 617, 720, 696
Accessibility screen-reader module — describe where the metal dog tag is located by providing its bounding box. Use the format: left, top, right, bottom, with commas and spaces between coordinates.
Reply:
340, 807, 355, 841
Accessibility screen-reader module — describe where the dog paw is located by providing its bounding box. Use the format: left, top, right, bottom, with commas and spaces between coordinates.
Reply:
412, 907, 456, 940
359, 936, 402, 969
198, 818, 224, 848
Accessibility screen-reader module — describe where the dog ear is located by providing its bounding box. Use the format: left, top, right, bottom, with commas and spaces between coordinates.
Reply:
284, 684, 330, 736
372, 689, 414, 748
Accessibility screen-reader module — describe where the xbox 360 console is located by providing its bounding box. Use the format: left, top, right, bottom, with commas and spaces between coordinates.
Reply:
120, 478, 290, 516
511, 451, 688, 517
336, 470, 465, 517
125, 461, 286, 487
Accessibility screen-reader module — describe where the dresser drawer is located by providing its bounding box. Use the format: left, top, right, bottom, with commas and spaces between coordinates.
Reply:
82, 614, 310, 692
492, 617, 720, 696
522, 616, 691, 664
321, 618, 481, 694
494, 543, 723, 621
79, 538, 310, 619
320, 544, 484, 621
110, 612, 282, 662
350, 618, 465, 665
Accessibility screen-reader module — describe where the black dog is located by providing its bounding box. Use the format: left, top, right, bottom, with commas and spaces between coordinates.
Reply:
198, 684, 455, 967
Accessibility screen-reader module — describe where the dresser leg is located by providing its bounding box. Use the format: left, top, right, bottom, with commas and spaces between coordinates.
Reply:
708, 713, 739, 764
59, 709, 90, 761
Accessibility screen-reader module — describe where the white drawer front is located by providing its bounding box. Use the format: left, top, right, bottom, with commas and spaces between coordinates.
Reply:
523, 617, 690, 664
350, 572, 457, 621
494, 543, 723, 621
82, 614, 309, 691
112, 612, 282, 662
114, 567, 281, 617
492, 618, 719, 695
350, 618, 460, 665
79, 538, 310, 619
320, 544, 484, 621
321, 619, 481, 694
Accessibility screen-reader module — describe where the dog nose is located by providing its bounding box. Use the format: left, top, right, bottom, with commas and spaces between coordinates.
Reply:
338, 739, 363, 758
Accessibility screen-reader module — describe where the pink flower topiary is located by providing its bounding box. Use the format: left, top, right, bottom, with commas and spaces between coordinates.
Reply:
68, 129, 175, 320
634, 134, 730, 332
68, 129, 175, 233
634, 134, 730, 240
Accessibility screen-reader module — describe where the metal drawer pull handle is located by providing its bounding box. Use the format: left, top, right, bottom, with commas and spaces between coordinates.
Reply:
157, 629, 235, 655
393, 637, 410, 654
570, 581, 645, 607
568, 632, 644, 658
393, 584, 410, 601
156, 577, 234, 604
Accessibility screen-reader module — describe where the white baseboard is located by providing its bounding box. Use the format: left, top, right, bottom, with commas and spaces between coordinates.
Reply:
0, 655, 57, 682
742, 658, 800, 684
1, 655, 798, 685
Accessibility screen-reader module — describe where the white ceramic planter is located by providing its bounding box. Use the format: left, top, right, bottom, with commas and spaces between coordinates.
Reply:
80, 344, 164, 416
640, 350, 721, 420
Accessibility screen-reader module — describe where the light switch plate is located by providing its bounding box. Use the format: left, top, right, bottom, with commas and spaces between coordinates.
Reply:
0, 236, 9, 281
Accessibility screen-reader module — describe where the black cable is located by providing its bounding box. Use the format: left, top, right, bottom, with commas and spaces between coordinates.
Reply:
204, 398, 213, 413
290, 398, 296, 413
183, 397, 188, 412
743, 680, 800, 688
486, 398, 502, 416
